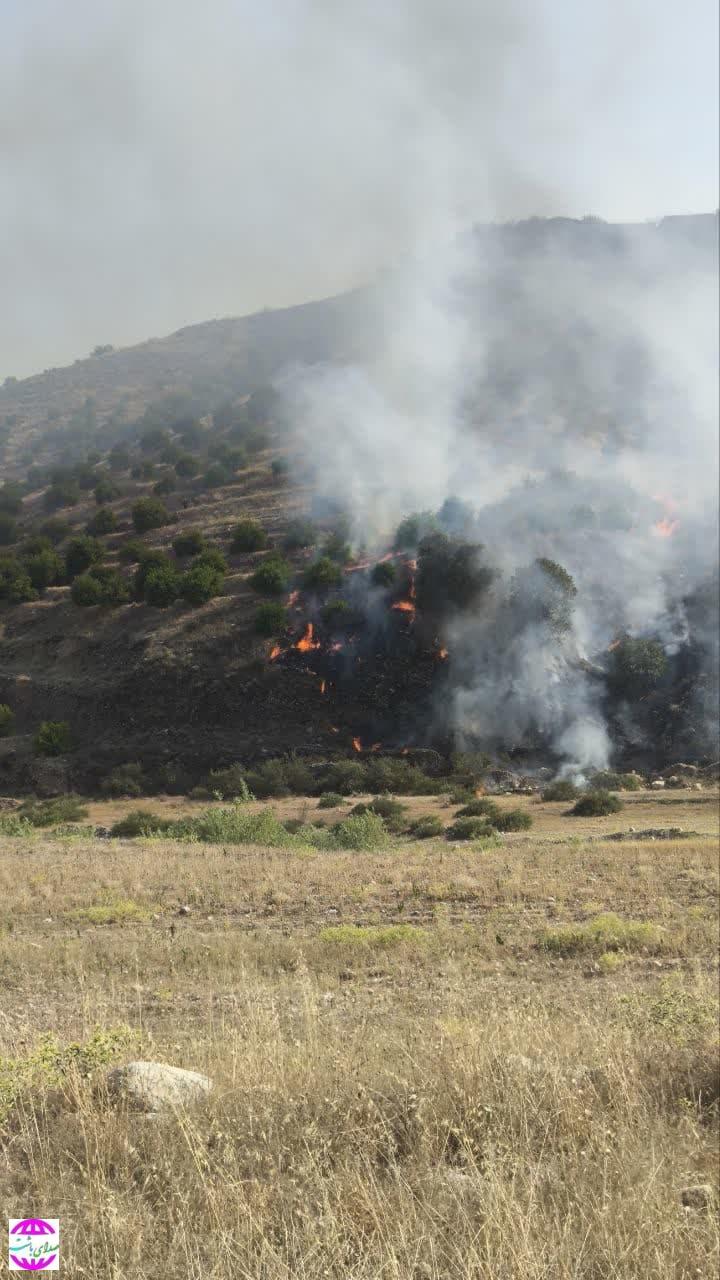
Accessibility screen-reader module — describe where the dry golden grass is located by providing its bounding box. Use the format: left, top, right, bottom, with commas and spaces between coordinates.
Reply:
0, 790, 717, 1277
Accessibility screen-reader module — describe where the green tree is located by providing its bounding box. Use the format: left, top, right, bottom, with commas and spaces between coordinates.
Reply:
610, 638, 668, 700
0, 704, 15, 736
26, 548, 63, 590
86, 507, 117, 536
34, 720, 72, 756
132, 497, 170, 534
181, 562, 224, 606
250, 558, 290, 596
144, 564, 181, 607
65, 535, 103, 580
230, 519, 268, 552
172, 528, 206, 557
254, 602, 288, 635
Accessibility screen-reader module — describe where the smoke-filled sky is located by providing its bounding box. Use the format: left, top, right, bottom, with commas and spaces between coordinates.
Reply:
1, 0, 717, 380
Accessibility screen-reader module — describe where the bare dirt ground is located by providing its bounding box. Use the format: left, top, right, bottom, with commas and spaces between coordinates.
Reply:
0, 788, 717, 1277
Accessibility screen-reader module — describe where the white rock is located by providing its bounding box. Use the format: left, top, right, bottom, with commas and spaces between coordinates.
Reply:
105, 1061, 212, 1112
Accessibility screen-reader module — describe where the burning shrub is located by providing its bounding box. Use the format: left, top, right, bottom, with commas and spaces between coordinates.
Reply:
303, 556, 342, 591
144, 564, 182, 608
65, 535, 103, 580
172, 528, 206, 557
370, 561, 396, 587
0, 704, 15, 736
250, 556, 290, 596
510, 558, 578, 635
610, 638, 668, 700
132, 497, 170, 534
492, 808, 533, 831
415, 532, 494, 617
318, 792, 344, 809
34, 720, 72, 756
456, 798, 501, 821
446, 817, 495, 841
255, 602, 288, 635
86, 507, 117, 536
541, 780, 579, 802
407, 815, 444, 839
230, 519, 268, 552
568, 790, 623, 817
394, 511, 438, 550
102, 762, 146, 798
283, 518, 316, 551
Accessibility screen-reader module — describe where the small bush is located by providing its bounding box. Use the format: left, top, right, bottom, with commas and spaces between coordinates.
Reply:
327, 810, 389, 851
492, 808, 533, 832
283, 518, 316, 551
206, 765, 253, 801
0, 513, 17, 545
34, 720, 72, 756
541, 780, 579, 802
132, 497, 170, 534
324, 532, 352, 564
18, 796, 88, 827
320, 598, 357, 630
174, 453, 200, 478
86, 507, 117, 536
195, 547, 228, 574
153, 473, 176, 497
591, 770, 642, 792
172, 528, 206, 557
303, 556, 342, 591
39, 517, 71, 545
0, 482, 24, 515
319, 924, 426, 948
102, 762, 145, 797
118, 538, 146, 564
250, 558, 290, 596
26, 548, 63, 590
446, 816, 494, 841
394, 512, 438, 550
456, 798, 501, 821
351, 796, 406, 834
181, 562, 224, 606
371, 561, 397, 587
407, 814, 444, 839
0, 704, 15, 736
173, 806, 299, 847
255, 602, 288, 635
110, 810, 175, 838
203, 462, 230, 489
230, 519, 268, 553
244, 758, 292, 799
71, 574, 103, 606
144, 564, 181, 608
318, 792, 344, 809
94, 476, 120, 505
65, 535, 103, 580
540, 912, 662, 956
569, 790, 623, 817
0, 558, 36, 603
44, 479, 80, 511
322, 760, 367, 795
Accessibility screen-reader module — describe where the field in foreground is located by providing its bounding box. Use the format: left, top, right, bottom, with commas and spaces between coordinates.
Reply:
0, 789, 717, 1278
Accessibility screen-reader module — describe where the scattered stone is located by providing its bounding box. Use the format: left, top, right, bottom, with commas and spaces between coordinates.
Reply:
680, 1185, 713, 1211
650, 779, 666, 789
177, 904, 192, 916
94, 826, 111, 839
105, 1061, 212, 1112
601, 827, 699, 842
43, 917, 53, 924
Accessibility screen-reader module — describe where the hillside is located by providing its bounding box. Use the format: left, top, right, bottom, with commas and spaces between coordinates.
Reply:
0, 213, 716, 795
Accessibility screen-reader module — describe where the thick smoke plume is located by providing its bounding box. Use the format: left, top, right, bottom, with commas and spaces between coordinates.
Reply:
281, 221, 718, 773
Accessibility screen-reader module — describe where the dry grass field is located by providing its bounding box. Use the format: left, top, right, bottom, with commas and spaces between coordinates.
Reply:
0, 787, 717, 1277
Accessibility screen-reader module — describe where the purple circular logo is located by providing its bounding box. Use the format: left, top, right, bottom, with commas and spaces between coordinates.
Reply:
9, 1220, 59, 1271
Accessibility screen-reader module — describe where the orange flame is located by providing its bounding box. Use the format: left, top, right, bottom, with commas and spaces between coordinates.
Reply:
352, 736, 362, 752
296, 622, 321, 652
607, 637, 622, 652
287, 590, 301, 609
437, 647, 449, 660
269, 644, 283, 661
320, 680, 326, 694
392, 600, 415, 614
653, 517, 680, 538
329, 725, 340, 734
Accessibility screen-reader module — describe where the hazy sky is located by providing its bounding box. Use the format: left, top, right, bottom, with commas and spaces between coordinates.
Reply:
1, 0, 717, 380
